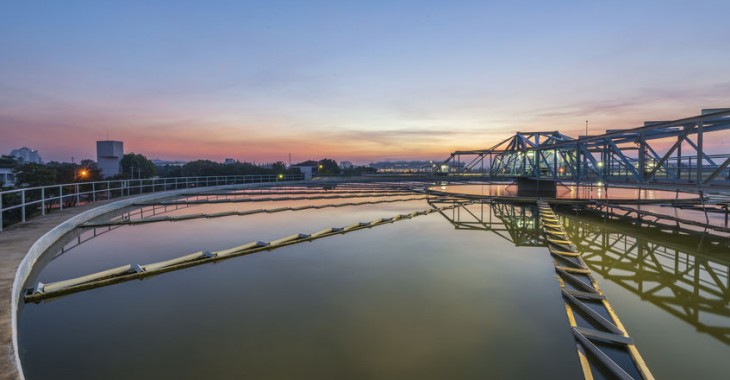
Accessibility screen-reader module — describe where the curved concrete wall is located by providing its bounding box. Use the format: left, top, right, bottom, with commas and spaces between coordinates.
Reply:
11, 182, 303, 379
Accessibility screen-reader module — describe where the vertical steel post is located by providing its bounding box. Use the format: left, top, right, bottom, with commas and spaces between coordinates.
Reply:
21, 190, 26, 223
575, 146, 581, 182
696, 118, 703, 185
638, 132, 646, 184
677, 132, 682, 180
41, 188, 45, 215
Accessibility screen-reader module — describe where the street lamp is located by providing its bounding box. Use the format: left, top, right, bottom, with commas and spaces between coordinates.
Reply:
75, 168, 89, 182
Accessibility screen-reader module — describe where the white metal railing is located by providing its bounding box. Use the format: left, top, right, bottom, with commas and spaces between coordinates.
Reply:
0, 173, 304, 232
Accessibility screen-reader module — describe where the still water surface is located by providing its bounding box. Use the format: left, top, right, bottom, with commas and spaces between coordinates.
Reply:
433, 183, 699, 201
18, 187, 730, 379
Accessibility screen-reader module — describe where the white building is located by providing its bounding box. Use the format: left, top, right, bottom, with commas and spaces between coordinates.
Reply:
9, 147, 42, 164
96, 141, 124, 178
291, 166, 314, 180
0, 168, 15, 187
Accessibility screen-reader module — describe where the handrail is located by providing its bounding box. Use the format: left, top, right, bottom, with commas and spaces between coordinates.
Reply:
0, 174, 305, 232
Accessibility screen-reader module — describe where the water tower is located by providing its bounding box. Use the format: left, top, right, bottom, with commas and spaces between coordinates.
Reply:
96, 140, 123, 178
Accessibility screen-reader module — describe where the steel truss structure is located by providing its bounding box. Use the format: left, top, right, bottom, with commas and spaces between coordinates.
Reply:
442, 109, 730, 188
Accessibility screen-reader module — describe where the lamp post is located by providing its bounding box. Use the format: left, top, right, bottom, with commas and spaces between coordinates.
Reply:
75, 167, 88, 182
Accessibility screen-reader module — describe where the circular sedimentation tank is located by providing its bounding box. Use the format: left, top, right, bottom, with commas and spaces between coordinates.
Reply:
15, 182, 730, 380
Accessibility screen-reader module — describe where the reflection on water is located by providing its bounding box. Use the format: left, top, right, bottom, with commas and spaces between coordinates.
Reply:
19, 185, 730, 380
437, 201, 730, 379
432, 183, 699, 200
20, 196, 580, 380
561, 212, 730, 345
430, 199, 543, 246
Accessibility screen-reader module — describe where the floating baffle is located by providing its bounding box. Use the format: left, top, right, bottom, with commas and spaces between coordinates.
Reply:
25, 201, 472, 302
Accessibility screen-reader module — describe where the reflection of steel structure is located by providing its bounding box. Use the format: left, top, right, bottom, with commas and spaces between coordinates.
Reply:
442, 109, 730, 187
560, 214, 730, 345
429, 199, 543, 246
435, 201, 730, 345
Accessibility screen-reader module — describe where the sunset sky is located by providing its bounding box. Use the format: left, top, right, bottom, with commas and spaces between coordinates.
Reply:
1, 1, 729, 164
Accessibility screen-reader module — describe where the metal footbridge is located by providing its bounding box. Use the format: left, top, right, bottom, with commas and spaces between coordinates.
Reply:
441, 108, 730, 190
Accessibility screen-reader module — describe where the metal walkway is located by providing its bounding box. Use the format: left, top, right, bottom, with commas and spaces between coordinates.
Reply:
442, 108, 730, 189
538, 200, 654, 380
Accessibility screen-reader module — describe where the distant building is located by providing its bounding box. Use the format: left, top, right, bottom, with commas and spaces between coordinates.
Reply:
340, 161, 354, 169
0, 168, 15, 187
150, 159, 187, 167
368, 160, 443, 173
9, 147, 42, 164
224, 158, 236, 165
96, 141, 124, 178
292, 160, 319, 180
292, 166, 313, 179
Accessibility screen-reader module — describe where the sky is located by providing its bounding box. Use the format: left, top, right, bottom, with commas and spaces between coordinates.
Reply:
1, 1, 729, 165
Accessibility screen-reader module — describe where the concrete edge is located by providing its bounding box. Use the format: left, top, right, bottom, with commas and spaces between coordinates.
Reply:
10, 181, 307, 379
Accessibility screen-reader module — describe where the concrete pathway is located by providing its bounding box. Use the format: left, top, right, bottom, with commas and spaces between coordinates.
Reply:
0, 201, 117, 380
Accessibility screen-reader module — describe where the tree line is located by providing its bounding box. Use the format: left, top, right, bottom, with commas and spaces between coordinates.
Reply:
1, 154, 375, 189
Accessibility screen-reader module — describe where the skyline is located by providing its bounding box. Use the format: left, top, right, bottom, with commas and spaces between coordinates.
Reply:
1, 1, 729, 164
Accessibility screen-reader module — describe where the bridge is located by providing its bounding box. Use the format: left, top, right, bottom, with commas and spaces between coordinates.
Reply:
441, 109, 730, 189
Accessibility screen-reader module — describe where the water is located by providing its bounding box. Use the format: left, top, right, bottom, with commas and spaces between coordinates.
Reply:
433, 183, 699, 201
18, 185, 730, 379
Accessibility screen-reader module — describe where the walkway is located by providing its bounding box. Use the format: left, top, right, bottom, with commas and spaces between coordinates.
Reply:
0, 200, 125, 380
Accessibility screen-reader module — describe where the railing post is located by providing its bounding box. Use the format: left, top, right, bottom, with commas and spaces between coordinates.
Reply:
41, 188, 45, 215
0, 192, 3, 232
60, 185, 64, 210
92, 183, 96, 202
21, 189, 26, 223
76, 183, 80, 205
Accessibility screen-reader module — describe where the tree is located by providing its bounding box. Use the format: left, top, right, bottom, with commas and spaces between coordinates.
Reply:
120, 153, 156, 179
318, 158, 340, 176
13, 163, 57, 187
181, 160, 218, 177
176, 160, 276, 177
271, 161, 287, 174
342, 165, 377, 176
0, 155, 19, 169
